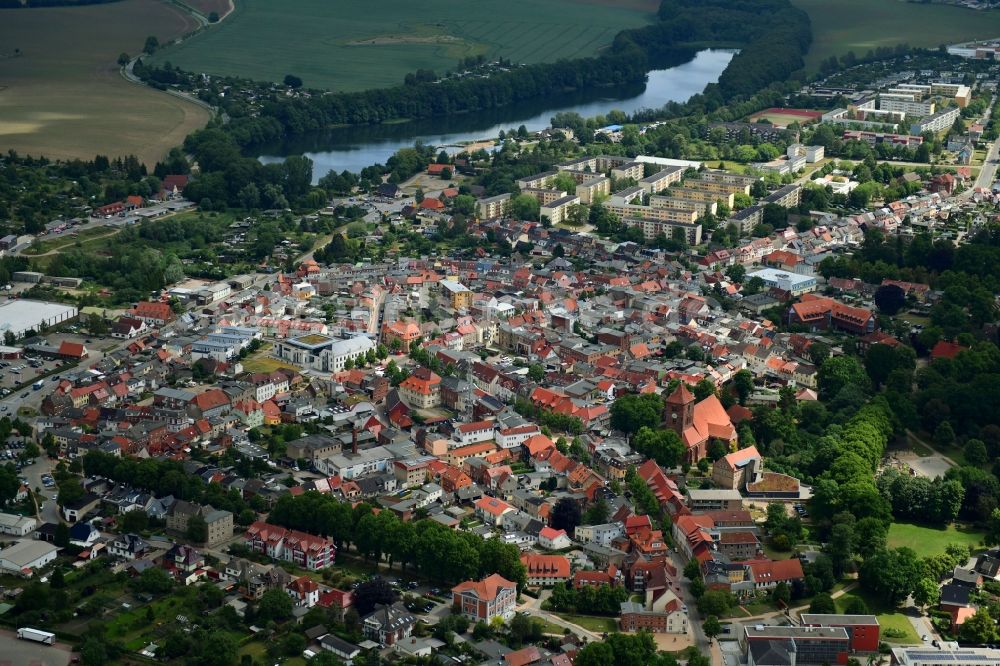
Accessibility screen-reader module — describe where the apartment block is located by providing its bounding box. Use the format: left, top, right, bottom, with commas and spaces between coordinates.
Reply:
910, 106, 961, 135
671, 187, 735, 207
638, 167, 685, 194
521, 188, 568, 205
541, 195, 581, 224
621, 217, 703, 245
879, 93, 935, 117
575, 177, 611, 204
476, 193, 511, 219
649, 196, 717, 216
515, 171, 558, 190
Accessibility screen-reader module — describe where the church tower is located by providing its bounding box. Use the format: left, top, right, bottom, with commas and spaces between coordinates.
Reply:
663, 383, 696, 437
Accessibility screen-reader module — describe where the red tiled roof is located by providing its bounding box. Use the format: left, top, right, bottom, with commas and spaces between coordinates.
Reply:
452, 573, 516, 602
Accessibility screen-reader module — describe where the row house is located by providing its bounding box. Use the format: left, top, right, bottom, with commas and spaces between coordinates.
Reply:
244, 521, 335, 571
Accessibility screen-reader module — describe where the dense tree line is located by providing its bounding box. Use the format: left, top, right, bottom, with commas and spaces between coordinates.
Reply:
266, 491, 528, 589
166, 0, 811, 181
547, 582, 629, 615
82, 450, 260, 519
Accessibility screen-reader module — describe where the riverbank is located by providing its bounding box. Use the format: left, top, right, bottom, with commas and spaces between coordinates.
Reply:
258, 49, 735, 180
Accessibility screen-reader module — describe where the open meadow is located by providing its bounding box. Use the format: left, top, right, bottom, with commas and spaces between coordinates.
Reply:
0, 0, 210, 166
150, 0, 659, 91
886, 522, 985, 559
793, 0, 1000, 71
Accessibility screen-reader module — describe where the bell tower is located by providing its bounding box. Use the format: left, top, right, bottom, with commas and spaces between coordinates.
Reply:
663, 383, 696, 437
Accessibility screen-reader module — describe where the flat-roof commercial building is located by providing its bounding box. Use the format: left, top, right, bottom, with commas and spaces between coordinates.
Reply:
890, 646, 1000, 666
275, 334, 376, 373
0, 540, 59, 576
799, 613, 880, 653
747, 268, 817, 296
0, 300, 78, 339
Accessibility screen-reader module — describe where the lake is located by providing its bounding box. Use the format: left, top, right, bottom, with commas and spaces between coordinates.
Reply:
258, 49, 735, 180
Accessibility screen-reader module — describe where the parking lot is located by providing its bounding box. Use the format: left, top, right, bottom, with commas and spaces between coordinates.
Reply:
0, 355, 65, 398
0, 628, 74, 665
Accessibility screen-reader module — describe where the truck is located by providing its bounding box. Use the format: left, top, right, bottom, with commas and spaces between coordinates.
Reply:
32, 379, 45, 390
17, 627, 56, 644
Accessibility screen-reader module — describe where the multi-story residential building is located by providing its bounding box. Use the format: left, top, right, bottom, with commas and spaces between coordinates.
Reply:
574, 523, 625, 548
393, 456, 435, 487
244, 521, 335, 571
166, 501, 234, 547
575, 177, 611, 203
521, 553, 571, 586
879, 93, 935, 117
399, 368, 442, 409
453, 420, 495, 447
619, 596, 688, 634
541, 195, 581, 225
476, 193, 511, 219
716, 531, 760, 560
910, 106, 961, 135
621, 217, 703, 245
439, 280, 473, 310
287, 575, 321, 608
363, 604, 416, 646
131, 301, 174, 327
787, 294, 876, 335
638, 166, 685, 194
451, 574, 517, 623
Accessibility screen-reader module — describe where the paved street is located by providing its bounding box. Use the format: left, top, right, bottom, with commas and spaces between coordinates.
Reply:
0, 628, 74, 665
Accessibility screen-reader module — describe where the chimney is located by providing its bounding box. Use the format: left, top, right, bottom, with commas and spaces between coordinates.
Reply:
352, 427, 358, 454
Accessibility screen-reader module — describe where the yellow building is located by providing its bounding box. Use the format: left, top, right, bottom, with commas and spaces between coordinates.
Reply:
440, 280, 473, 310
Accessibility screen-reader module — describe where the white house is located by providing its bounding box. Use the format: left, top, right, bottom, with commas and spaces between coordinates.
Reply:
538, 527, 572, 550
453, 421, 496, 447
574, 523, 624, 548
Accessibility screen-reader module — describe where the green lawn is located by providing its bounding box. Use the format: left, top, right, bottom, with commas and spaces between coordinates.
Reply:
887, 522, 985, 559
150, 0, 658, 91
792, 0, 1000, 71
835, 588, 921, 644
554, 613, 619, 633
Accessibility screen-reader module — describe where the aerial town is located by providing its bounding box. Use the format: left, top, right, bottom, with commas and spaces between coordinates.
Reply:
7, 1, 1000, 665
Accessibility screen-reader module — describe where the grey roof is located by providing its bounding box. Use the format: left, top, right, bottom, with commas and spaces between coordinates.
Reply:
748, 639, 795, 666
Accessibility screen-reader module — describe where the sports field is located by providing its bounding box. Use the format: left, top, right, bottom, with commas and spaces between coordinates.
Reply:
149, 0, 660, 91
794, 0, 1000, 71
0, 0, 211, 165
747, 108, 823, 128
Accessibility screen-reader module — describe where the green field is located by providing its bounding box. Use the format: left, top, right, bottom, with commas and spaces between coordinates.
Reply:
793, 0, 1000, 71
0, 0, 210, 165
887, 522, 985, 559
835, 588, 922, 644
150, 0, 658, 91
554, 612, 619, 633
